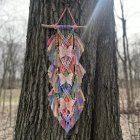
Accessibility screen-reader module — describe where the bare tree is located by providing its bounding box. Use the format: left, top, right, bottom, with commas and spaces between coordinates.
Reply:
116, 0, 135, 111
115, 1, 140, 139
0, 27, 24, 121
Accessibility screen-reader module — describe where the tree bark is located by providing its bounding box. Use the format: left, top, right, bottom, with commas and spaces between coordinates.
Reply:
14, 0, 123, 140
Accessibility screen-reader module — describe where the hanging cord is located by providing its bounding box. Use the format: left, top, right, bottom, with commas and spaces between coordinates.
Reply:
56, 7, 67, 25
52, 7, 77, 29
67, 8, 76, 25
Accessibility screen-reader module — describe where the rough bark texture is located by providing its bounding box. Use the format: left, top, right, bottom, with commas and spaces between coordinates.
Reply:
14, 0, 123, 140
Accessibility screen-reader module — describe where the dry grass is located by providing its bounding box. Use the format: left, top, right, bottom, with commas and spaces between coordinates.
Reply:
0, 106, 18, 140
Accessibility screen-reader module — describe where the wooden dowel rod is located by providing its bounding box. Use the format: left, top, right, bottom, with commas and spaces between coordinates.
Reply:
41, 24, 87, 29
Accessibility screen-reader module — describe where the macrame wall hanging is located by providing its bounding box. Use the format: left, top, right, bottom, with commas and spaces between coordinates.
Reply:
42, 7, 86, 132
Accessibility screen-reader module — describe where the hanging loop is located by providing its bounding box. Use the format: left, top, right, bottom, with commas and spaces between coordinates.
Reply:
55, 7, 77, 26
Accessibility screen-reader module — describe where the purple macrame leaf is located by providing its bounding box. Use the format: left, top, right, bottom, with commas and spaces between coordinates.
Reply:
61, 83, 72, 95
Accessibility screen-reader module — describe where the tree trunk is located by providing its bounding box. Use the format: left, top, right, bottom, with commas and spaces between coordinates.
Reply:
14, 0, 122, 140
